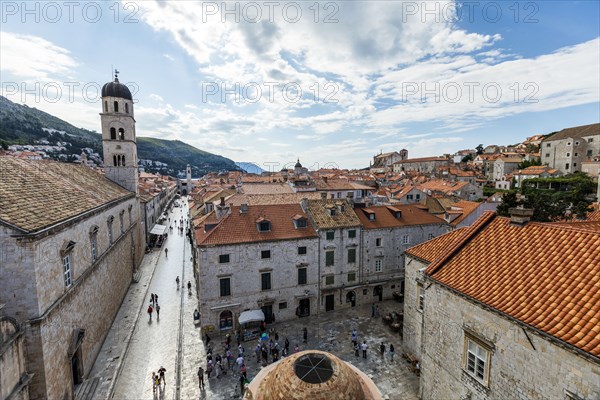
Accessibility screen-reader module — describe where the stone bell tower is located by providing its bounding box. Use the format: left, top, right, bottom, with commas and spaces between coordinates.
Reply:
100, 70, 138, 193
186, 164, 193, 194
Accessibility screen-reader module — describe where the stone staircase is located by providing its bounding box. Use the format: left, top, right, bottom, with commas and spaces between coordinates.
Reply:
74, 377, 99, 400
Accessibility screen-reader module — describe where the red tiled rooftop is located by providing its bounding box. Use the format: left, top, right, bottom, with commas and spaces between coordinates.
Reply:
420, 212, 600, 357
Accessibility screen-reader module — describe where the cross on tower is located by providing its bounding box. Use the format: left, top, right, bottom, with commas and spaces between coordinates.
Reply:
114, 69, 120, 79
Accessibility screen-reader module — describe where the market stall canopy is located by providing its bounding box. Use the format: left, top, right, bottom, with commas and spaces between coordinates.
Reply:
150, 224, 168, 235
239, 309, 265, 325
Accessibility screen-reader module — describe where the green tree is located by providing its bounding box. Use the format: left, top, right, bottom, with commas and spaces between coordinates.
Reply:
461, 154, 474, 163
517, 158, 542, 170
496, 190, 519, 216
476, 144, 484, 155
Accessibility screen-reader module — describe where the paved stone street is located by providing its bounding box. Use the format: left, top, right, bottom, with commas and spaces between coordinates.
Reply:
88, 199, 419, 400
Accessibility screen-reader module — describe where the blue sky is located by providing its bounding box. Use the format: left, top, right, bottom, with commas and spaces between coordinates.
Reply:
1, 1, 599, 170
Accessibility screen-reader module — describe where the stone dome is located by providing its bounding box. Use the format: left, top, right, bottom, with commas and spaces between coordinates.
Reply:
245, 350, 381, 400
101, 78, 132, 100
295, 158, 302, 168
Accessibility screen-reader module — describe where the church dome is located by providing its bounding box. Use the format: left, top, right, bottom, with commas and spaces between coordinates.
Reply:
245, 350, 381, 400
101, 78, 132, 100
295, 158, 302, 168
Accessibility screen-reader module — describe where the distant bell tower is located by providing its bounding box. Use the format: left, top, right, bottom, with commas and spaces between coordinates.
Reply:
186, 164, 192, 194
100, 70, 138, 193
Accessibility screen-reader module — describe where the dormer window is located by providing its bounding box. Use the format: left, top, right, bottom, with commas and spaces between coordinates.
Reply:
329, 207, 336, 216
363, 209, 376, 220
369, 214, 375, 221
256, 217, 271, 232
292, 214, 307, 228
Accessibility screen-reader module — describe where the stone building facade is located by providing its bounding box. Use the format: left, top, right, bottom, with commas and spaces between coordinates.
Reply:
392, 157, 449, 174
0, 316, 30, 400
0, 159, 144, 400
403, 212, 600, 400
541, 123, 600, 174
194, 202, 319, 332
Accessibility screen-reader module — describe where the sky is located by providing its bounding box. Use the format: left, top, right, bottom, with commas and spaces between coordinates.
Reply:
1, 0, 599, 170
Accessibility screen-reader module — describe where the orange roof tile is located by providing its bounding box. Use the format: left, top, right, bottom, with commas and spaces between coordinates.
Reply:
196, 204, 317, 246
406, 227, 468, 263
354, 205, 446, 229
421, 213, 600, 357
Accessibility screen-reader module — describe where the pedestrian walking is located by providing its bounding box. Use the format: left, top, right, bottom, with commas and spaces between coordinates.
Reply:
303, 327, 308, 343
354, 342, 360, 357
176, 276, 180, 289
284, 337, 290, 354
152, 372, 158, 393
361, 341, 368, 359
389, 343, 395, 362
379, 342, 386, 358
206, 360, 213, 378
150, 293, 155, 305
371, 303, 375, 317
205, 332, 211, 345
240, 363, 247, 379
197, 366, 205, 389
236, 355, 244, 372
236, 330, 241, 346
239, 374, 246, 395
158, 366, 166, 386
294, 344, 299, 353
155, 294, 158, 304
375, 305, 380, 317
147, 304, 153, 320
351, 328, 358, 347
215, 360, 222, 379
187, 281, 192, 293
156, 304, 161, 319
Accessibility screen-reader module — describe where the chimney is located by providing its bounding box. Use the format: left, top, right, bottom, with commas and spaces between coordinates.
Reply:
240, 203, 249, 213
509, 207, 534, 226
220, 197, 225, 206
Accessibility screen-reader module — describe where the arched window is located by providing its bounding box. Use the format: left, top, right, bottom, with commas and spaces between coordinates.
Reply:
118, 128, 125, 140
219, 310, 233, 330
104, 101, 108, 112
121, 155, 125, 166
110, 127, 116, 140
113, 155, 118, 166
125, 103, 129, 114
114, 101, 119, 112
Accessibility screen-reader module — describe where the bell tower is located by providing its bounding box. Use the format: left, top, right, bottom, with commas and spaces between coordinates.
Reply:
100, 70, 138, 193
186, 164, 193, 194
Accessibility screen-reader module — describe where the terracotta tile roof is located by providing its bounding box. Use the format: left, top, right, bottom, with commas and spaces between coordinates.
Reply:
306, 199, 361, 229
585, 210, 600, 221
543, 123, 599, 141
0, 157, 133, 233
422, 212, 600, 357
354, 204, 446, 229
418, 179, 469, 195
241, 183, 294, 195
225, 192, 323, 207
195, 204, 317, 246
405, 227, 468, 263
445, 200, 482, 226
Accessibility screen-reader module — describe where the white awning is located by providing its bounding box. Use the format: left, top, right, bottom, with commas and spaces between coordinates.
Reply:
239, 309, 264, 325
150, 224, 168, 235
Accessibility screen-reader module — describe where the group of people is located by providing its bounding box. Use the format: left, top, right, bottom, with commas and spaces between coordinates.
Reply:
200, 334, 250, 394
151, 367, 167, 392
147, 293, 160, 320
351, 328, 395, 361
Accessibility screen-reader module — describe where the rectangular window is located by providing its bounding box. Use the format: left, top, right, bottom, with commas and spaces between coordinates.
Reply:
326, 231, 335, 240
348, 229, 356, 239
279, 302, 287, 310
108, 222, 113, 244
219, 254, 230, 263
416, 194, 421, 200
465, 337, 490, 384
566, 153, 570, 157
573, 163, 577, 168
574, 153, 578, 157
587, 149, 593, 156
417, 283, 424, 312
298, 268, 307, 285
545, 153, 550, 158
219, 278, 231, 297
348, 272, 356, 282
295, 219, 307, 228
298, 246, 307, 255
347, 248, 356, 263
375, 259, 382, 272
63, 255, 72, 287
119, 213, 124, 233
376, 238, 382, 247
406, 194, 413, 200
565, 163, 570, 170
325, 251, 334, 266
403, 235, 410, 245
546, 143, 551, 147
261, 272, 272, 291
261, 250, 271, 259
325, 275, 334, 285
258, 221, 271, 232
589, 138, 594, 143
